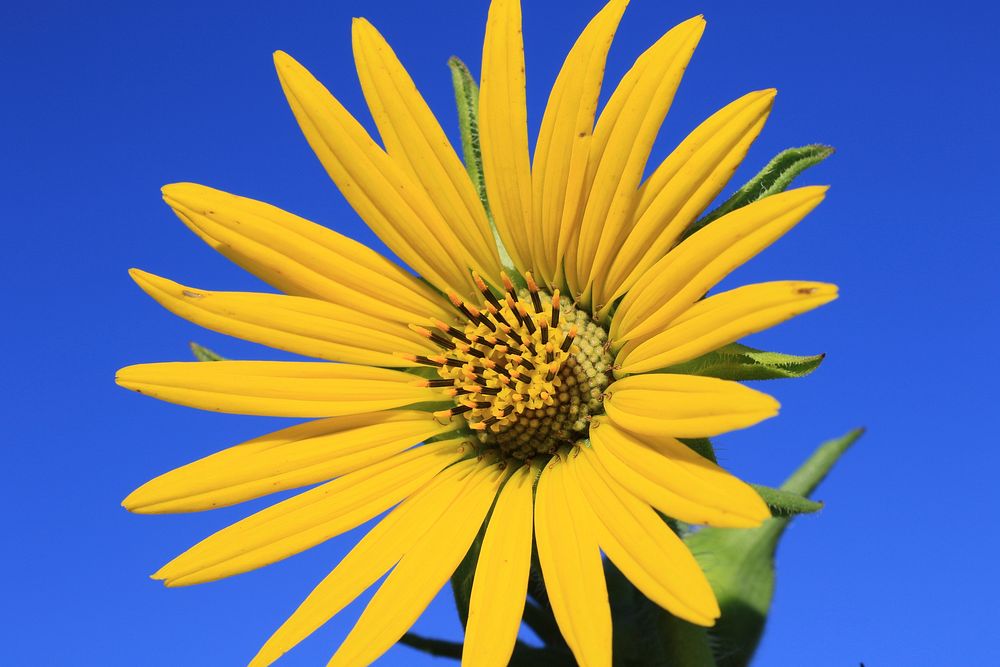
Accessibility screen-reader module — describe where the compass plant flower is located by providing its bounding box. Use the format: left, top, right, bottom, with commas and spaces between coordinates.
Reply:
117, 1, 837, 665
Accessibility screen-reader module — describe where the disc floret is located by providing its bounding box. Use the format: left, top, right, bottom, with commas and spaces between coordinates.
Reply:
403, 272, 612, 460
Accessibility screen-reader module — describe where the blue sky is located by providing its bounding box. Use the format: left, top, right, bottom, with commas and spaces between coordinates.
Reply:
2, 0, 997, 664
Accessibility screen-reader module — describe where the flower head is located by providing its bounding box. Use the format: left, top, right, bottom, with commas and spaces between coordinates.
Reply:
118, 1, 837, 665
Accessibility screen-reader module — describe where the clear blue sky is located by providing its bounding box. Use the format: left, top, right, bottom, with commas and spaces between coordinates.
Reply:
3, 0, 997, 664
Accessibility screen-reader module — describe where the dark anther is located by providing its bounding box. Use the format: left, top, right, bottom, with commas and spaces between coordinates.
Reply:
448, 292, 476, 323
474, 272, 504, 310
525, 272, 543, 314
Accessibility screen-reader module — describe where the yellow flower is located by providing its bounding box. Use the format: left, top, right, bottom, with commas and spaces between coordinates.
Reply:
117, 1, 837, 665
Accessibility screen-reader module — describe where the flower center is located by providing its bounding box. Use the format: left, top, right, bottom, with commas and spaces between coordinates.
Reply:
403, 272, 612, 461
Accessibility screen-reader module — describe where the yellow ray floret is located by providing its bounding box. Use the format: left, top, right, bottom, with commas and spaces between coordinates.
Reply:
603, 373, 780, 438
588, 418, 770, 527
463, 464, 535, 667
328, 460, 508, 666
617, 280, 838, 374
152, 439, 467, 587
273, 51, 478, 298
161, 182, 451, 324
351, 18, 501, 278
250, 455, 485, 667
479, 0, 533, 269
571, 446, 720, 625
531, 0, 629, 285
599, 89, 776, 305
535, 455, 612, 667
130, 269, 437, 367
122, 410, 455, 513
115, 361, 441, 417
609, 185, 828, 337
571, 16, 705, 303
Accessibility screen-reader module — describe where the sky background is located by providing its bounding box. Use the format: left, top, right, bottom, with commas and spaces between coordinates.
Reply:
2, 0, 998, 664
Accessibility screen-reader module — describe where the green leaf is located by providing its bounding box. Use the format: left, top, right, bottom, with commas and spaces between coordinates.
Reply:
447, 56, 519, 283
750, 484, 823, 516
656, 342, 825, 381
658, 614, 718, 667
683, 144, 834, 240
684, 428, 863, 667
189, 342, 225, 361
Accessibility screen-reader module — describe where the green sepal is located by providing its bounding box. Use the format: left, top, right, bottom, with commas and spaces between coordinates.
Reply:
655, 342, 825, 381
449, 507, 489, 629
447, 56, 520, 285
189, 342, 225, 361
750, 484, 823, 516
683, 144, 834, 241
679, 437, 718, 463
401, 365, 441, 380
448, 57, 488, 212
684, 428, 863, 667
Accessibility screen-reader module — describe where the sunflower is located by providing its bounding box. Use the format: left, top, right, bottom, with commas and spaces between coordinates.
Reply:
117, 1, 837, 665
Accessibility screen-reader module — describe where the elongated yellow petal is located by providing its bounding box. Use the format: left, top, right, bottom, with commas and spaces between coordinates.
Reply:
573, 16, 705, 304
571, 446, 719, 625
463, 465, 534, 667
479, 0, 533, 270
328, 461, 507, 666
273, 51, 477, 297
535, 456, 611, 667
531, 0, 629, 285
604, 374, 779, 438
115, 361, 440, 418
610, 186, 827, 342
123, 411, 454, 513
598, 90, 776, 305
249, 454, 482, 667
161, 182, 451, 324
153, 439, 467, 587
352, 19, 501, 278
617, 281, 838, 373
130, 270, 437, 367
589, 418, 769, 527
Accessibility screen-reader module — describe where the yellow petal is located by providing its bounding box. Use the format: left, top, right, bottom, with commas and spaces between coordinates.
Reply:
273, 51, 478, 297
617, 281, 838, 373
531, 0, 629, 285
115, 361, 441, 417
249, 454, 482, 667
152, 439, 467, 587
328, 461, 507, 666
604, 374, 779, 438
463, 465, 534, 667
351, 19, 501, 278
610, 186, 827, 342
123, 410, 454, 513
130, 270, 437, 367
573, 16, 705, 304
571, 446, 720, 625
599, 90, 776, 305
479, 0, 533, 270
588, 418, 769, 527
535, 456, 611, 667
161, 182, 451, 324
